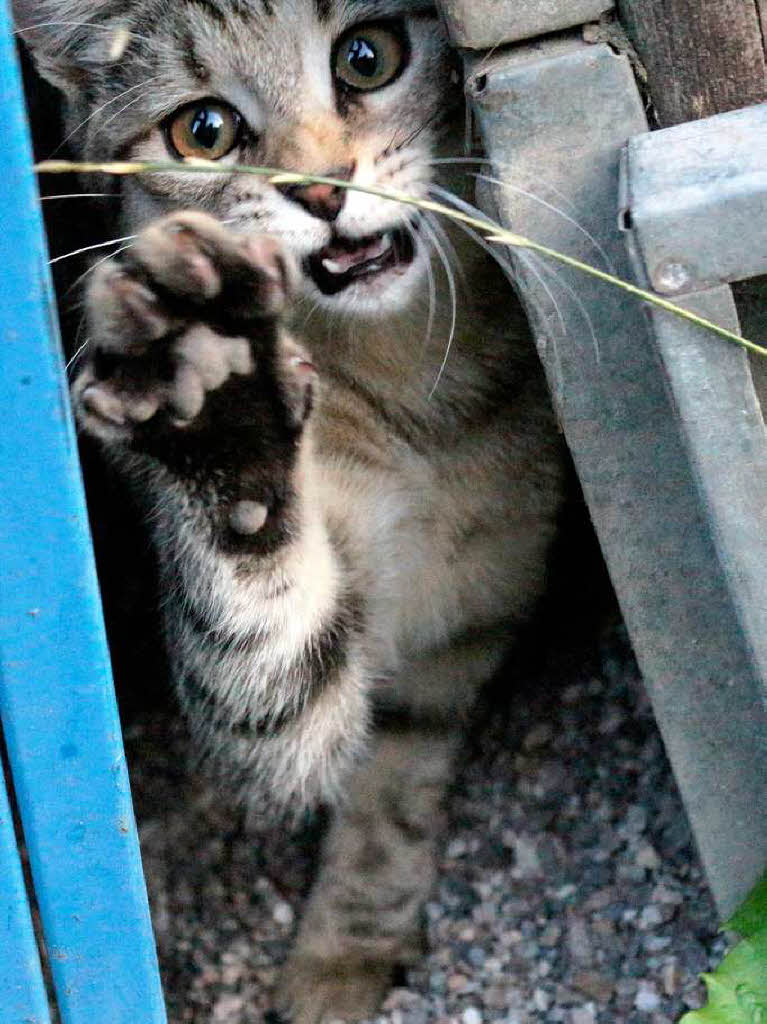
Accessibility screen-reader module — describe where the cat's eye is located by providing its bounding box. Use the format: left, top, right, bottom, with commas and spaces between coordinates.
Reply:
333, 22, 407, 92
165, 101, 242, 160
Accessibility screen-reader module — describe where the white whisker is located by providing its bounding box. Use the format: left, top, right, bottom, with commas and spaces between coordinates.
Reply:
428, 182, 496, 231
50, 234, 137, 265
53, 75, 163, 154
428, 183, 600, 358
41, 193, 116, 201
435, 203, 568, 340
516, 253, 565, 390
429, 156, 580, 216
17, 19, 141, 38
66, 336, 91, 373
408, 216, 435, 359
523, 251, 601, 363
419, 214, 457, 401
65, 241, 136, 297
474, 173, 616, 274
422, 212, 467, 289
99, 88, 155, 130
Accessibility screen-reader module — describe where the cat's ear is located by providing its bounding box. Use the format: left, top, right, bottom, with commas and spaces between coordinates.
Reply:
12, 0, 116, 100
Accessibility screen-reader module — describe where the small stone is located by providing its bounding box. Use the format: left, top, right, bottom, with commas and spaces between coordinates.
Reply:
570, 1006, 596, 1024
462, 1007, 482, 1024
523, 722, 553, 749
572, 970, 615, 1003
583, 888, 613, 912
615, 975, 636, 992
635, 982, 661, 1012
467, 946, 486, 968
619, 863, 649, 883
212, 994, 245, 1020
651, 884, 684, 905
429, 971, 446, 993
662, 961, 684, 997
483, 983, 523, 1010
446, 838, 468, 859
566, 915, 594, 965
624, 805, 649, 836
644, 936, 672, 953
554, 985, 578, 1006
511, 835, 543, 879
532, 988, 550, 1012
598, 705, 626, 735
272, 900, 294, 926
426, 902, 443, 921
591, 918, 616, 939
447, 973, 470, 993
228, 499, 268, 535
635, 844, 662, 871
639, 905, 664, 930
539, 924, 562, 947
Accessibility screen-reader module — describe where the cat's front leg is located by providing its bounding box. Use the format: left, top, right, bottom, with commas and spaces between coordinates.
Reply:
72, 211, 368, 809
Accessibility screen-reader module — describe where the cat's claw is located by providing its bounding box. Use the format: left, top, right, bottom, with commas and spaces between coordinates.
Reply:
74, 211, 311, 443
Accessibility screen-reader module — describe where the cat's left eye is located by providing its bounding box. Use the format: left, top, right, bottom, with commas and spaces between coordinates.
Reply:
334, 22, 407, 92
165, 100, 243, 160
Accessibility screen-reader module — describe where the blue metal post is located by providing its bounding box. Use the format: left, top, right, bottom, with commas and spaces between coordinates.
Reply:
0, 2, 167, 1020
0, 765, 51, 1024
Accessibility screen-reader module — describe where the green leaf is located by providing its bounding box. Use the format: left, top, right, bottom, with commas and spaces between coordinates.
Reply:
679, 871, 767, 1023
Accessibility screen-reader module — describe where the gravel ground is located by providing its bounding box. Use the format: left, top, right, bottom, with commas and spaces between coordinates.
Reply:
125, 627, 727, 1024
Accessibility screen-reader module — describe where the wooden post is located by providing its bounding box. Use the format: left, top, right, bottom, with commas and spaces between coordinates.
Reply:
617, 0, 766, 125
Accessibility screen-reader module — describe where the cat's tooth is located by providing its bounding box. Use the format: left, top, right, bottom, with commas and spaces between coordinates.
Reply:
321, 258, 346, 275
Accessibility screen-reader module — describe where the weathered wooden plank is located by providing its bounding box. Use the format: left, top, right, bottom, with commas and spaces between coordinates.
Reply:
758, 0, 767, 44
617, 0, 766, 125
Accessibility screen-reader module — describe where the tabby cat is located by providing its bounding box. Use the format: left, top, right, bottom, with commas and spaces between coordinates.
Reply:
16, 1, 568, 1019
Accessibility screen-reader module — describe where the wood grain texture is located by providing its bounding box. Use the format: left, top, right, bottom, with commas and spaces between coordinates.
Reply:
617, 0, 766, 125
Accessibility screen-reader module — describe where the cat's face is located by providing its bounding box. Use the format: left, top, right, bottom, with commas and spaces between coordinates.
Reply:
18, 0, 460, 317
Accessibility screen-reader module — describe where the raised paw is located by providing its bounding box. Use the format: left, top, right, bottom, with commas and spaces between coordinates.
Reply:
73, 211, 313, 445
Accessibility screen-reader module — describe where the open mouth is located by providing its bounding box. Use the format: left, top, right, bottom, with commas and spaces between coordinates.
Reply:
305, 227, 415, 296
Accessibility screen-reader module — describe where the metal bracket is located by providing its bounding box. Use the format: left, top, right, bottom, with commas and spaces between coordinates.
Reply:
624, 103, 767, 295
466, 37, 767, 917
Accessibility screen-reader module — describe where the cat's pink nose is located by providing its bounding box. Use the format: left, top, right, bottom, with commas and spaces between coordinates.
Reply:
276, 165, 354, 222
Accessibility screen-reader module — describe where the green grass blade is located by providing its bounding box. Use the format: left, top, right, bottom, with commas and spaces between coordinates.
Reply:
34, 159, 767, 359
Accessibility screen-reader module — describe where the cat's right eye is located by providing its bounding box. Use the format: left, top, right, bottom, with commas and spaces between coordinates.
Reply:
165, 101, 242, 161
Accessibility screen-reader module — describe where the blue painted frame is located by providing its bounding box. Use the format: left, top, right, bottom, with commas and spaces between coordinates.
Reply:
0, 2, 167, 1020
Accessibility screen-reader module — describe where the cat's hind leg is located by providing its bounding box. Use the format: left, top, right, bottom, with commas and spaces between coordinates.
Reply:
277, 722, 459, 1024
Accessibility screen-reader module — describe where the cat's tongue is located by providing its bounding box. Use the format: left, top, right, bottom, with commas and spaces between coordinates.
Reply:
319, 233, 391, 276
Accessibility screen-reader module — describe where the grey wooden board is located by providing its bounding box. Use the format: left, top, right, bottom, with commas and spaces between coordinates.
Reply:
465, 37, 767, 917
439, 0, 613, 49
